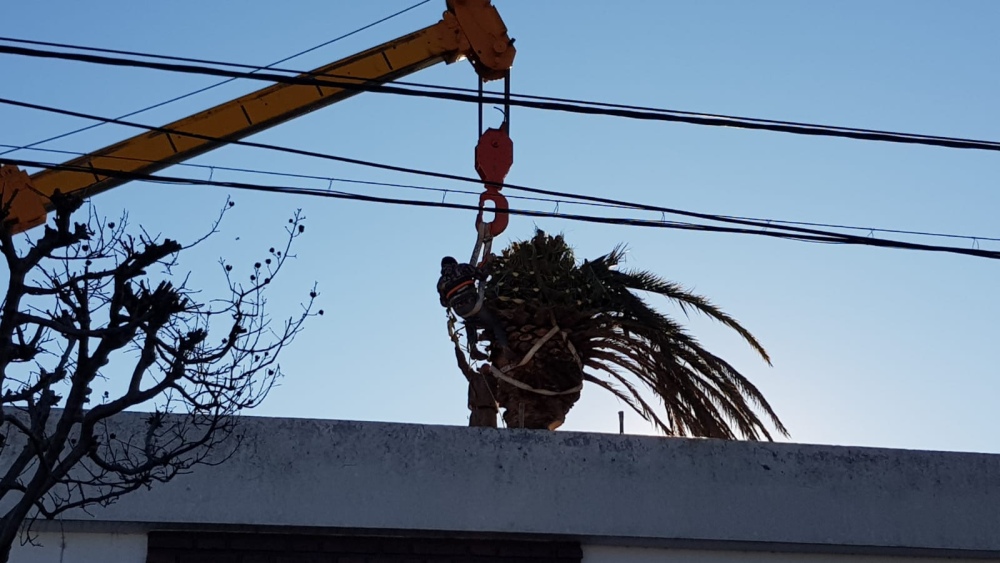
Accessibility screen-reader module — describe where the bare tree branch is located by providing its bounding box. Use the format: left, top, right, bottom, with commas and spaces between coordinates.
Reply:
0, 199, 317, 562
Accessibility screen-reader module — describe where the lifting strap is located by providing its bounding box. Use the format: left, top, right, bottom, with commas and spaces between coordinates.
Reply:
489, 324, 583, 396
464, 221, 493, 318
469, 220, 493, 267
489, 367, 582, 397
447, 311, 583, 397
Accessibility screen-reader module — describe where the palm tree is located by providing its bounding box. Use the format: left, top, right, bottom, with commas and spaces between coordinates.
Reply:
453, 229, 787, 440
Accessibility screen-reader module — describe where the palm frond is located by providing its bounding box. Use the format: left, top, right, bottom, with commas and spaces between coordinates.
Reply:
482, 229, 787, 440
587, 254, 771, 365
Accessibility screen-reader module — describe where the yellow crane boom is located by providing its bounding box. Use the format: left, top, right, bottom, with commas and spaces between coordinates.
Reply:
0, 0, 514, 233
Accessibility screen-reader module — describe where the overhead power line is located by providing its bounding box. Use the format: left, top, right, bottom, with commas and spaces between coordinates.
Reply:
0, 142, 639, 212
6, 156, 999, 260
2, 41, 1000, 153
4, 141, 998, 246
3, 157, 998, 261
5, 95, 999, 258
0, 0, 430, 158
2, 34, 995, 151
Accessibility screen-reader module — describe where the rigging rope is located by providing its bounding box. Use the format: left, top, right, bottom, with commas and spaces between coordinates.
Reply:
488, 323, 583, 397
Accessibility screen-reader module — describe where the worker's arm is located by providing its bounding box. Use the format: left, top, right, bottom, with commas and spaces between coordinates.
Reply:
439, 279, 450, 307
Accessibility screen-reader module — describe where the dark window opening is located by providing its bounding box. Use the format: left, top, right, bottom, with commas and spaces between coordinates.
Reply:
147, 530, 583, 563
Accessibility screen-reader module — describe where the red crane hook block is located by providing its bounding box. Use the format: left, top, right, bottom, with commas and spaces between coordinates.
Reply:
474, 127, 513, 237
476, 189, 509, 237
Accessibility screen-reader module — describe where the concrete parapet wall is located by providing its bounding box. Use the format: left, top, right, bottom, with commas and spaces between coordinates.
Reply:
8, 414, 1000, 557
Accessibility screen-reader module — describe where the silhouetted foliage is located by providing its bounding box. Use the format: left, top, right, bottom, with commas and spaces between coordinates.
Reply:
0, 192, 317, 561
455, 230, 785, 438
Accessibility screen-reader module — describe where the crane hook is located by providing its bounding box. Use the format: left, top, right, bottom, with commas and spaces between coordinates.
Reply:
474, 71, 512, 238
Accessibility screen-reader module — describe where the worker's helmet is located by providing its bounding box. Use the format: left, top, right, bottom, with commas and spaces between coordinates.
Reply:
441, 256, 458, 269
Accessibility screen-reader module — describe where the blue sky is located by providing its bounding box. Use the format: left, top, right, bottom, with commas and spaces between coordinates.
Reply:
2, 1, 999, 453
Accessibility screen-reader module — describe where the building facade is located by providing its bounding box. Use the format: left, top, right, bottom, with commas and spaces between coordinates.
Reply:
9, 415, 1000, 562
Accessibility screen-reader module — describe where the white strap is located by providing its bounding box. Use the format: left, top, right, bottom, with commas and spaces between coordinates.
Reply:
490, 364, 582, 396
464, 222, 492, 318
511, 326, 559, 368
469, 221, 492, 266
489, 325, 582, 396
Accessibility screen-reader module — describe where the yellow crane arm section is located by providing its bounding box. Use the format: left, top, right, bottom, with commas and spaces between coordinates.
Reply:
1, 0, 514, 234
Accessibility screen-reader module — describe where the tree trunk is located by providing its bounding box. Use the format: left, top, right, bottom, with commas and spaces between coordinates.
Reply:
492, 317, 584, 430
0, 504, 33, 563
498, 387, 579, 430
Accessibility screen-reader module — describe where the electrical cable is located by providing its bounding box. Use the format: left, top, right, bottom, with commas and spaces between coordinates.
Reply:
3, 42, 1000, 153
0, 142, 639, 212
5, 34, 992, 151
3, 157, 998, 261
0, 0, 431, 158
0, 34, 988, 148
5, 95, 997, 253
4, 141, 997, 246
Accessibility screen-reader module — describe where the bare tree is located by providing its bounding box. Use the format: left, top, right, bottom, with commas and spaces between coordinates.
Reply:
0, 191, 318, 562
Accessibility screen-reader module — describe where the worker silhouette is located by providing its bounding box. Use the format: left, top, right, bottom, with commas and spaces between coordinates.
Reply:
438, 256, 509, 361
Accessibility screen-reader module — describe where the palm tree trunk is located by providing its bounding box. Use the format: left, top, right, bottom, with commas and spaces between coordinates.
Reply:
498, 386, 579, 430
490, 315, 584, 430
